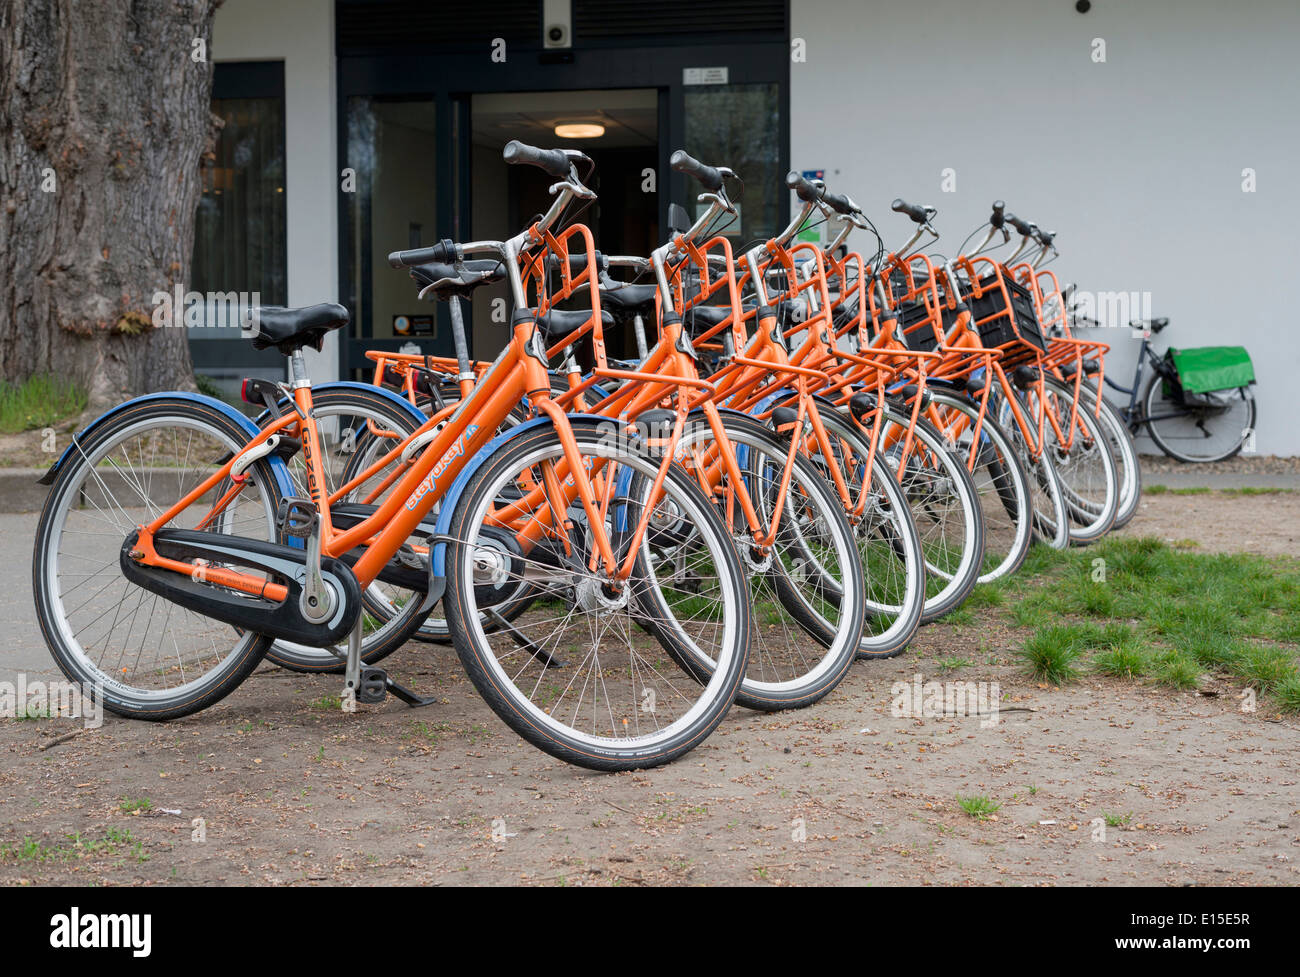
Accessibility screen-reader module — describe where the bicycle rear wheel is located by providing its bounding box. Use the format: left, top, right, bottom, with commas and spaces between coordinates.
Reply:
264, 386, 434, 672
1143, 375, 1255, 464
33, 398, 280, 719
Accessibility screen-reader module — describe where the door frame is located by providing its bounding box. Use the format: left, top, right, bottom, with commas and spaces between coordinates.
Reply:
192, 60, 289, 382
335, 41, 790, 377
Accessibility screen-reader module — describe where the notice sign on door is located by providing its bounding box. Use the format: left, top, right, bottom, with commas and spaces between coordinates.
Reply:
684, 66, 728, 85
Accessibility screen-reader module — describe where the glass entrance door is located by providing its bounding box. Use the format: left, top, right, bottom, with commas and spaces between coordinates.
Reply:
468, 88, 659, 360
342, 97, 445, 376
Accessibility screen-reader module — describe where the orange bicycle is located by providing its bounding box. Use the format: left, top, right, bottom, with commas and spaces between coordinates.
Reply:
32, 141, 753, 771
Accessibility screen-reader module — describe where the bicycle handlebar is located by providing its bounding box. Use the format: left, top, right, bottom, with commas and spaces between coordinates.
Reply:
670, 150, 724, 192
822, 190, 856, 215
786, 171, 821, 204
1006, 213, 1035, 237
503, 139, 574, 180
388, 239, 457, 269
786, 173, 861, 226
891, 198, 930, 224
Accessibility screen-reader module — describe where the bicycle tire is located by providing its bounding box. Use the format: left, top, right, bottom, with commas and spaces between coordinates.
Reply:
33, 398, 278, 720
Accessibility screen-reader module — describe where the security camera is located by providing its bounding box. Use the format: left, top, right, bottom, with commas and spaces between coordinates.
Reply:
543, 0, 571, 48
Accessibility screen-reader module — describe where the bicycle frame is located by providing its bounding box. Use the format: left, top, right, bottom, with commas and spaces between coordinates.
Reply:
1099, 332, 1164, 426
128, 224, 680, 612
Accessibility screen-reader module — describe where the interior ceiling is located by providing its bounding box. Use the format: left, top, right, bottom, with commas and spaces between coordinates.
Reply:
471, 89, 657, 150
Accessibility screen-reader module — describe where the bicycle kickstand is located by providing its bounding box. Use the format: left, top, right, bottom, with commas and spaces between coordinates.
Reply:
340, 618, 437, 710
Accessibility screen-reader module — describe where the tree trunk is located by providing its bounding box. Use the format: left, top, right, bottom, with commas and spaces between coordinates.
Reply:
0, 0, 220, 409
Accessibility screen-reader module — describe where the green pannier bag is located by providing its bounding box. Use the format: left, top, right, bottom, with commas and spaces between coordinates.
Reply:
1164, 346, 1255, 395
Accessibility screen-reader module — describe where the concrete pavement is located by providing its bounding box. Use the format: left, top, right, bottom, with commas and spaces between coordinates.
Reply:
0, 512, 60, 682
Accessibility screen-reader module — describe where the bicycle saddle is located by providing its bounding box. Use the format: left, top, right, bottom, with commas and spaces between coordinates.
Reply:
249, 303, 349, 355
831, 289, 862, 327
773, 297, 811, 327
536, 308, 614, 344
1130, 317, 1169, 333
683, 305, 731, 336
598, 283, 658, 317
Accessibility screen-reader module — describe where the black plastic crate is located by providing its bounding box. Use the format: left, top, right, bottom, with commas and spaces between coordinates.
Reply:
968, 273, 1047, 352
894, 299, 941, 352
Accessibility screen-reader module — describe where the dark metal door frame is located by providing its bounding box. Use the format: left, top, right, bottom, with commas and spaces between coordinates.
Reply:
335, 40, 790, 377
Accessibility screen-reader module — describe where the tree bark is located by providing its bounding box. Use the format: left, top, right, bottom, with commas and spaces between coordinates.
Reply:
0, 0, 220, 409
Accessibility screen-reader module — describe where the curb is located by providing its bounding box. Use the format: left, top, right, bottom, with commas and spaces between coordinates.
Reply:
0, 470, 51, 513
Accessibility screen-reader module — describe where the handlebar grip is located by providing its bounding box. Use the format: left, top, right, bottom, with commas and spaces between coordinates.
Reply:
1036, 228, 1056, 247
891, 198, 929, 224
1006, 213, 1034, 236
671, 150, 724, 192
545, 251, 607, 275
388, 239, 457, 269
990, 200, 1006, 229
822, 189, 856, 216
785, 170, 821, 204
502, 139, 572, 180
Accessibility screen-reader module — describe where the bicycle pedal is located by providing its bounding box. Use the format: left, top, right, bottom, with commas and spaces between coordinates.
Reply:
357, 667, 389, 704
277, 498, 319, 539
356, 667, 437, 707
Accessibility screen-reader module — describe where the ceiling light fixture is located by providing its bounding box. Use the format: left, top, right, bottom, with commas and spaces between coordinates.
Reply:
554, 122, 605, 139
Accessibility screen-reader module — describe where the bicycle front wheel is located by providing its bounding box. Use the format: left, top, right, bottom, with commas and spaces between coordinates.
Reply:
1066, 384, 1142, 530
441, 420, 750, 770
806, 407, 926, 658
994, 389, 1070, 549
1038, 380, 1118, 543
673, 411, 867, 711
876, 404, 985, 622
927, 389, 1034, 584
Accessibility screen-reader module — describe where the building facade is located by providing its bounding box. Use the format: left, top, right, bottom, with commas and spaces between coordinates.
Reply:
203, 0, 1299, 454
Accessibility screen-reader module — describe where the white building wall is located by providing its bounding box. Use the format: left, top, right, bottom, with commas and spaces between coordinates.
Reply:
214, 0, 339, 382
792, 0, 1300, 455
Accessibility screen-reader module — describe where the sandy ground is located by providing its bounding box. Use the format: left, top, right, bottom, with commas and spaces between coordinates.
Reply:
1, 490, 1296, 887
1120, 489, 1300, 557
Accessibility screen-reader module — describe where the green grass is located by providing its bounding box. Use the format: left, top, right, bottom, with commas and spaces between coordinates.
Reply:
956, 793, 1001, 820
0, 374, 87, 435
966, 584, 1006, 608
119, 797, 153, 814
0, 828, 141, 864
1093, 641, 1149, 679
1002, 536, 1300, 711
1221, 486, 1296, 496
1102, 810, 1133, 827
1022, 626, 1084, 683
1144, 484, 1292, 497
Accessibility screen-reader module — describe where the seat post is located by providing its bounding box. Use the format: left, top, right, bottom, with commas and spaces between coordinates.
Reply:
288, 348, 310, 388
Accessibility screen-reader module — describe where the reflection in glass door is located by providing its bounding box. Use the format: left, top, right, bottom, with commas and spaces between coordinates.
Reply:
343, 97, 442, 372
684, 82, 781, 243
